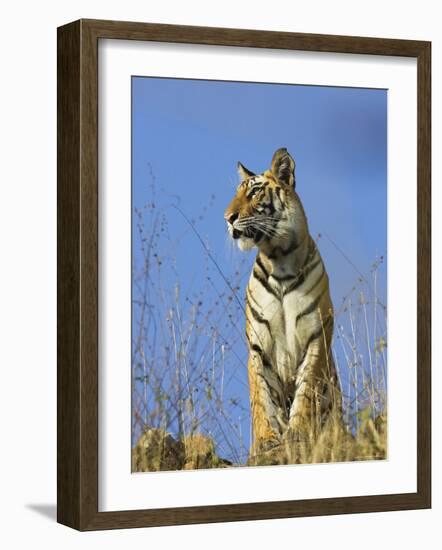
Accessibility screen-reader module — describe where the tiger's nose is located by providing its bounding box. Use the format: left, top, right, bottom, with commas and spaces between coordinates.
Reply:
225, 212, 239, 225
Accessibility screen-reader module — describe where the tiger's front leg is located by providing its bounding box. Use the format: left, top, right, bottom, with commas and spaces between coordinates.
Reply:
247, 351, 288, 463
286, 339, 331, 446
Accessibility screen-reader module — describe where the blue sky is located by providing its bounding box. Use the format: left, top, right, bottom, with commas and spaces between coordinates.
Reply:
131, 76, 387, 461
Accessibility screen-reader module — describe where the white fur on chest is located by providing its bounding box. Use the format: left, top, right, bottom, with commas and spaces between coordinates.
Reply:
248, 277, 299, 383
248, 258, 324, 383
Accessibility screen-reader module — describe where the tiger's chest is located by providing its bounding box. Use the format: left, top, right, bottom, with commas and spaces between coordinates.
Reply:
247, 272, 313, 383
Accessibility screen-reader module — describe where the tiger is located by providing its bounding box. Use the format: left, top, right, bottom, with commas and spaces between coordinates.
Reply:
224, 148, 342, 463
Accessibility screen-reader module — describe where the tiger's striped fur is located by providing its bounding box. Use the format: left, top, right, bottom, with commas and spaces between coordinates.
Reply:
224, 148, 342, 460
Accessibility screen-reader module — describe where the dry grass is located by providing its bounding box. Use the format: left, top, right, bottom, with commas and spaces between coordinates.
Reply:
248, 412, 387, 468
132, 411, 386, 472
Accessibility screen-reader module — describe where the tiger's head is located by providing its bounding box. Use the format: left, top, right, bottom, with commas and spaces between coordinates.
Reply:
224, 148, 306, 252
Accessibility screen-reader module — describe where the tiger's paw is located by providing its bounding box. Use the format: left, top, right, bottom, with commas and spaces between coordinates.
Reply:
284, 423, 313, 464
248, 436, 286, 466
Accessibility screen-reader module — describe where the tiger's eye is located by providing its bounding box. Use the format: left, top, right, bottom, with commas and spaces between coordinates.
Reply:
247, 188, 260, 199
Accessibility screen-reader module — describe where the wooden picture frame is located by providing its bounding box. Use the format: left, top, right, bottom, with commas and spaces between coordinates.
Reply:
57, 18, 431, 531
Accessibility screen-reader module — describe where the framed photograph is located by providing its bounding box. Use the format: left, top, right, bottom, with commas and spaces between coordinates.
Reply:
57, 19, 431, 530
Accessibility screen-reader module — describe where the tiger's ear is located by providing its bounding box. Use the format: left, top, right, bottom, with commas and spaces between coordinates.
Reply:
271, 148, 296, 187
237, 162, 255, 181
